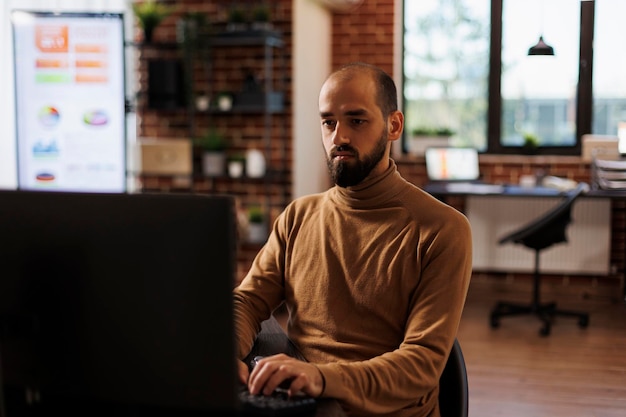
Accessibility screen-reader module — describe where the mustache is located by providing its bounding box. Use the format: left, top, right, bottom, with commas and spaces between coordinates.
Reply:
330, 145, 357, 157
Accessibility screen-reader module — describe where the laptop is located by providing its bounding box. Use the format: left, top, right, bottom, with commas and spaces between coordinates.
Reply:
424, 147, 503, 194
425, 147, 481, 183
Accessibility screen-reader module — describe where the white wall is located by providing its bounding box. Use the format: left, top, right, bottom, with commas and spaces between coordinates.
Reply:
292, 0, 332, 198
0, 0, 131, 190
392, 0, 403, 157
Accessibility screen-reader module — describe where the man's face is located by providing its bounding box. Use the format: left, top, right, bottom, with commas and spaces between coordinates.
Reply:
326, 128, 388, 188
319, 72, 391, 187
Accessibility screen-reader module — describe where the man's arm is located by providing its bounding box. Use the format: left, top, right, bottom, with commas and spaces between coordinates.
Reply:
233, 212, 289, 360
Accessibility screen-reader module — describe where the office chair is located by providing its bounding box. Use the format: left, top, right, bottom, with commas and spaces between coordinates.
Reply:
438, 338, 469, 417
489, 182, 590, 336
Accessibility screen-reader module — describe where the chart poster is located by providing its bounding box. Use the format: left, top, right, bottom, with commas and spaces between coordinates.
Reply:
12, 11, 126, 193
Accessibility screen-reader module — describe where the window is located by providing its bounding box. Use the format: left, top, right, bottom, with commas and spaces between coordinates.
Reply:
501, 0, 579, 148
403, 0, 490, 151
403, 0, 626, 155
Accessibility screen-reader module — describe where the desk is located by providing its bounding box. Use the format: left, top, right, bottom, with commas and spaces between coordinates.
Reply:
244, 317, 347, 417
425, 183, 588, 197
425, 182, 626, 199
424, 183, 626, 301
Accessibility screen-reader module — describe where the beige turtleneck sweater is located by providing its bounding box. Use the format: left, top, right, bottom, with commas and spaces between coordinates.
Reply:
233, 160, 472, 417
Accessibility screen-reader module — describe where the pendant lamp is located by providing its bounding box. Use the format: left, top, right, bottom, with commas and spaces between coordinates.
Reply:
528, 35, 555, 56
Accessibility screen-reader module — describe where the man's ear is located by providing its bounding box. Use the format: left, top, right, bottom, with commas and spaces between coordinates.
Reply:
387, 110, 404, 142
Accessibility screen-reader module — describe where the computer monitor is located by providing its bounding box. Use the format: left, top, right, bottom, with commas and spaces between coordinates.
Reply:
0, 190, 238, 416
12, 11, 127, 193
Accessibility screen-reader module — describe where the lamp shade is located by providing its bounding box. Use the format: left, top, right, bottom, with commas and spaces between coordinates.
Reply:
528, 36, 555, 56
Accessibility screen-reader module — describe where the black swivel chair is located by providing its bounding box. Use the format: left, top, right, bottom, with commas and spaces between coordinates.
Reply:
438, 338, 469, 417
489, 182, 591, 336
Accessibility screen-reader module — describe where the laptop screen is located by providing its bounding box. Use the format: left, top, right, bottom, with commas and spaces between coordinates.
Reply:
425, 147, 480, 182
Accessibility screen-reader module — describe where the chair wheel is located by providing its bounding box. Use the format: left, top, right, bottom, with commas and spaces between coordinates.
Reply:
539, 323, 551, 336
578, 316, 589, 328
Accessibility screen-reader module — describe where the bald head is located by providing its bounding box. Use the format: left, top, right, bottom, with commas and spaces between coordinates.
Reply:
324, 62, 398, 118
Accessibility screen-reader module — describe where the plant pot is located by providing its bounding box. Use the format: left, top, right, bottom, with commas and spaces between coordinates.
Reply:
217, 95, 233, 111
251, 22, 273, 32
195, 94, 209, 112
248, 222, 268, 244
143, 26, 155, 43
228, 160, 245, 178
245, 149, 266, 178
202, 151, 225, 176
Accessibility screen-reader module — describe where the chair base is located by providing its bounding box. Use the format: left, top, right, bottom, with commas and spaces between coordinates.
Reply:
490, 300, 589, 336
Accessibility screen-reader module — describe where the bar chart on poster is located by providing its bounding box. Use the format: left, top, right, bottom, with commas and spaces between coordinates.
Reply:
12, 11, 126, 192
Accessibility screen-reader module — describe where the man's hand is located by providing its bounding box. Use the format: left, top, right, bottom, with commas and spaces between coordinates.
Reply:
247, 354, 324, 398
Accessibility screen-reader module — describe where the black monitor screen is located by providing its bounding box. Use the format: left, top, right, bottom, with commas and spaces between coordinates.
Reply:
0, 190, 238, 416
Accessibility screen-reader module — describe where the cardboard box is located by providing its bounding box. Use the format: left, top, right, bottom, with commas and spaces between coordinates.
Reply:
581, 134, 619, 162
137, 138, 192, 175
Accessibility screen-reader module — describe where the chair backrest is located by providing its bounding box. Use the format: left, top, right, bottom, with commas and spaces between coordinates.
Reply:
498, 182, 589, 250
438, 338, 469, 417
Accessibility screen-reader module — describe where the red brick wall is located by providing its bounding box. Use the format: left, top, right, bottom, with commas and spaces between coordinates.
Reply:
132, 1, 293, 284
330, 0, 395, 74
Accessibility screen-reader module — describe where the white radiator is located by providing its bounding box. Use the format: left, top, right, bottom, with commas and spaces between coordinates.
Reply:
467, 196, 611, 275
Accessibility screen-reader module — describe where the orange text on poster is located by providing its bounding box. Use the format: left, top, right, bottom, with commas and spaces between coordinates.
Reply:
75, 74, 108, 83
75, 44, 108, 54
36, 58, 69, 68
36, 25, 69, 53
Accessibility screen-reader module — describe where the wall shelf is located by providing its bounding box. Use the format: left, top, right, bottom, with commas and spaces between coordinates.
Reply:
134, 24, 289, 225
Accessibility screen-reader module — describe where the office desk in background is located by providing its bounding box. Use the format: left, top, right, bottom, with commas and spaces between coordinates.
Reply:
424, 183, 626, 301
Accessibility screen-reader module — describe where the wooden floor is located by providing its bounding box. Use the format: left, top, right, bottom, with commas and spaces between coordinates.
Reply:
457, 274, 626, 417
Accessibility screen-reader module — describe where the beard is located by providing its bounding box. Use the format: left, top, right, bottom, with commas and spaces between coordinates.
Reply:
327, 130, 388, 188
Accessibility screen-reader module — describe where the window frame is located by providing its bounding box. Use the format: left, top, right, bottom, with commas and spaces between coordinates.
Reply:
403, 0, 596, 156
488, 0, 593, 155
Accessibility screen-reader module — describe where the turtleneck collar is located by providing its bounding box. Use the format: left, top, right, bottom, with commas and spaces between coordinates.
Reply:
329, 159, 406, 209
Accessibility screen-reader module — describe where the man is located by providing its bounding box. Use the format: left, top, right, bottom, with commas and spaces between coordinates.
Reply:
234, 62, 472, 417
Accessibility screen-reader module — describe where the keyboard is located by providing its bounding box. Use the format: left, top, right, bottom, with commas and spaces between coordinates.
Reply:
239, 386, 317, 417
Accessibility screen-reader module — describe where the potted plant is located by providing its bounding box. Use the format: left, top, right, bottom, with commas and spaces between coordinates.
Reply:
196, 128, 227, 176
251, 5, 272, 32
176, 11, 210, 46
247, 205, 267, 243
522, 132, 540, 155
408, 126, 455, 156
227, 6, 248, 32
132, 0, 173, 43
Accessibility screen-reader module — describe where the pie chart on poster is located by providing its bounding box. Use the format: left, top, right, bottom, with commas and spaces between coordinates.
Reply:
38, 106, 60, 127
83, 110, 108, 126
36, 172, 56, 182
